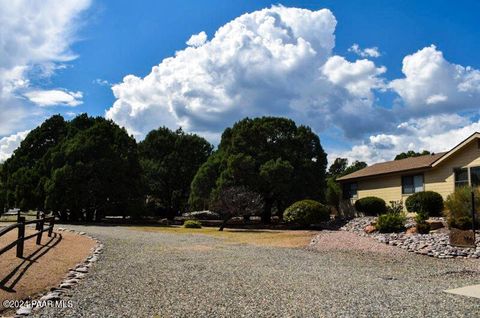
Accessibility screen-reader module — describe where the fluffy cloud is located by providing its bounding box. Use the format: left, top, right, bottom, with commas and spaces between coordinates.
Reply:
0, 0, 90, 136
331, 114, 480, 164
322, 56, 386, 98
106, 6, 391, 139
0, 130, 30, 162
390, 45, 480, 112
24, 90, 83, 107
186, 31, 208, 47
348, 43, 381, 58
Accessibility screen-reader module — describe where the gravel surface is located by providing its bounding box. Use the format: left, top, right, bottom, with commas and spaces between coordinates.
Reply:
34, 225, 480, 318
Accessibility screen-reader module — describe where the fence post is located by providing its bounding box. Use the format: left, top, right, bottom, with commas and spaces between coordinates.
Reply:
35, 211, 40, 231
36, 215, 45, 245
16, 216, 25, 258
48, 216, 54, 237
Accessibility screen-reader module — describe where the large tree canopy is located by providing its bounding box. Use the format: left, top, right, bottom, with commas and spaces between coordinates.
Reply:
139, 127, 212, 218
1, 114, 143, 222
394, 150, 431, 160
189, 117, 327, 223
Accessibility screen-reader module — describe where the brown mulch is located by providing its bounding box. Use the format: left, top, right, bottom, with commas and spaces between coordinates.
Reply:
0, 226, 95, 311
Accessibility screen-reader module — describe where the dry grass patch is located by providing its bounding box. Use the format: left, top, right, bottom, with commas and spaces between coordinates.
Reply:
0, 227, 95, 313
131, 226, 318, 248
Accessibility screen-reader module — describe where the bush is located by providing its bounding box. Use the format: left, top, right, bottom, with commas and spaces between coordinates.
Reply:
283, 200, 330, 226
405, 191, 444, 216
354, 197, 387, 216
377, 213, 406, 233
444, 187, 480, 230
183, 220, 202, 228
416, 222, 431, 234
182, 210, 220, 220
415, 211, 430, 234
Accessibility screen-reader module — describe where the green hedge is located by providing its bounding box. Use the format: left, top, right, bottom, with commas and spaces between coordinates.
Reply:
283, 200, 330, 226
183, 220, 202, 228
405, 191, 444, 216
354, 196, 387, 216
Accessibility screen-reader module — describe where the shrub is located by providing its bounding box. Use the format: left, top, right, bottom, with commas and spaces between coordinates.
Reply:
377, 213, 406, 233
405, 191, 444, 216
182, 210, 220, 220
183, 220, 202, 228
283, 200, 330, 226
444, 187, 480, 230
415, 211, 430, 234
354, 196, 387, 216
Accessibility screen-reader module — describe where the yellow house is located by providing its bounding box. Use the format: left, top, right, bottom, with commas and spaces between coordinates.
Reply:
337, 132, 480, 206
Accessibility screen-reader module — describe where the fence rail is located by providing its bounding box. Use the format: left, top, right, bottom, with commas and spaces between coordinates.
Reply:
0, 213, 55, 258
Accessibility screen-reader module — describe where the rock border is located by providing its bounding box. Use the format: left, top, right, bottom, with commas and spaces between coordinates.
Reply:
341, 217, 480, 260
14, 228, 103, 317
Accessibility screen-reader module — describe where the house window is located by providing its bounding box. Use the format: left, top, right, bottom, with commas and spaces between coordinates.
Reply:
470, 167, 480, 187
343, 182, 358, 199
454, 168, 469, 188
402, 174, 424, 194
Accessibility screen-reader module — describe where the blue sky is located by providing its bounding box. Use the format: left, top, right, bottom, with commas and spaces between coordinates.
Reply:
1, 0, 480, 163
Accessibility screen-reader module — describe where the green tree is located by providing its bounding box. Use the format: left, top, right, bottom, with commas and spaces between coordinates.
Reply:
189, 117, 327, 223
394, 150, 431, 160
326, 177, 342, 212
44, 117, 143, 222
343, 160, 367, 176
139, 127, 212, 218
326, 158, 367, 212
1, 115, 68, 210
328, 158, 348, 177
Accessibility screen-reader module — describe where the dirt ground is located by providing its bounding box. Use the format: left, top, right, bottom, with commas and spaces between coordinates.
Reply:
132, 226, 318, 248
0, 225, 95, 312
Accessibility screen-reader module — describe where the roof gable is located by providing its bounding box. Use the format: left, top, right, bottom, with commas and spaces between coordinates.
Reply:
337, 152, 445, 181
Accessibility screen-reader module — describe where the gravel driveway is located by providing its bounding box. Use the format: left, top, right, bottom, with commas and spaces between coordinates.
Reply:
34, 225, 480, 317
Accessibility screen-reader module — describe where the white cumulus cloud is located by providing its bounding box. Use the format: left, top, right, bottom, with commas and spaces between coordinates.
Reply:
24, 90, 83, 107
0, 130, 30, 162
348, 43, 381, 58
186, 31, 208, 47
0, 0, 91, 136
106, 6, 391, 139
390, 45, 480, 112
331, 114, 480, 164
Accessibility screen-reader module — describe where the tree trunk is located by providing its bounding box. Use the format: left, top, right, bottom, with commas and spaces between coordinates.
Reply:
262, 200, 273, 224
219, 218, 230, 231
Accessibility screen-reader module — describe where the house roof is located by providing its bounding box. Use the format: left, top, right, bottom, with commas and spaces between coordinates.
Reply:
336, 152, 446, 181
337, 131, 480, 182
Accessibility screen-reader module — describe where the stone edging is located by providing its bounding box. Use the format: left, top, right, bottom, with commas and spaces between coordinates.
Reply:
14, 228, 103, 317
341, 217, 480, 260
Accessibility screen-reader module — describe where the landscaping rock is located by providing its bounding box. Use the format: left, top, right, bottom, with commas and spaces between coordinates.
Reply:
342, 217, 480, 259
75, 266, 89, 273
364, 225, 376, 234
426, 220, 444, 230
406, 227, 417, 235
16, 306, 32, 316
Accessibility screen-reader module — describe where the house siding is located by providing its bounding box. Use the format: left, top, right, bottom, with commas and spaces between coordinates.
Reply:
424, 140, 480, 199
352, 140, 480, 206
357, 174, 402, 204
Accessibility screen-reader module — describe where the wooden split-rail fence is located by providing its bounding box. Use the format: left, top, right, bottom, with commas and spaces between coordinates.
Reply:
0, 212, 55, 258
